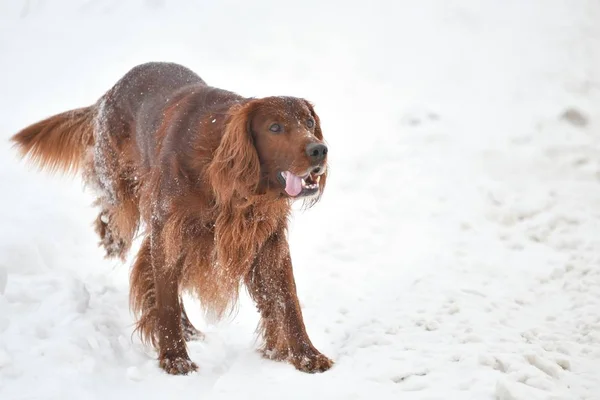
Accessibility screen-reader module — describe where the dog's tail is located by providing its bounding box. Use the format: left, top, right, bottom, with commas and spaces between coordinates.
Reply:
11, 106, 95, 174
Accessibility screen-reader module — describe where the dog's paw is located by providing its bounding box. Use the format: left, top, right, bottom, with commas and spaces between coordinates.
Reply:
291, 351, 334, 373
262, 347, 288, 361
182, 325, 205, 342
95, 213, 127, 259
159, 356, 198, 375
181, 312, 205, 342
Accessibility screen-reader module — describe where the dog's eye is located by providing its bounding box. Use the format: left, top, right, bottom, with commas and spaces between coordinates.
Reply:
269, 123, 282, 133
307, 119, 315, 128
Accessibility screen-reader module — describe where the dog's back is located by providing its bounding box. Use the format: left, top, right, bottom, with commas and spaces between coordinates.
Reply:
101, 62, 206, 141
99, 62, 244, 172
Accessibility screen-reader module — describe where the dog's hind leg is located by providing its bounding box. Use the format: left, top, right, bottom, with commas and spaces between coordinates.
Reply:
87, 102, 140, 261
180, 297, 204, 342
94, 208, 126, 259
93, 196, 139, 260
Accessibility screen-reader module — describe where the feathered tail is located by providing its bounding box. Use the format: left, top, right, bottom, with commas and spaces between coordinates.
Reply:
11, 106, 95, 174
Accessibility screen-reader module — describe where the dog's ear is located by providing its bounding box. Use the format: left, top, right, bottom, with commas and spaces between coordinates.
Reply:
208, 100, 260, 205
304, 100, 323, 141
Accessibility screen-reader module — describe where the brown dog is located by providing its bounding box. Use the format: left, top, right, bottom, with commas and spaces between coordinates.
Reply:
11, 62, 332, 375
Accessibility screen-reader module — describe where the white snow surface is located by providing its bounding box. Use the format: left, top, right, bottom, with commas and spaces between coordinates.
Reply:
1, 1, 600, 399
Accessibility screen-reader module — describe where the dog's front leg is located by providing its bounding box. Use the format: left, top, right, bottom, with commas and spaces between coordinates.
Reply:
246, 231, 333, 373
150, 225, 197, 375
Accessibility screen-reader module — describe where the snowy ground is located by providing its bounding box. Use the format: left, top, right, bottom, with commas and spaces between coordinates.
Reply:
1, 1, 600, 399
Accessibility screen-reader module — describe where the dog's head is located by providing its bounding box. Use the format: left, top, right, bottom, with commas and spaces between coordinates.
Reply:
209, 96, 328, 206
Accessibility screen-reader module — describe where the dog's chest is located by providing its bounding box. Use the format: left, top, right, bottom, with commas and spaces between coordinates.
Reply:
244, 206, 283, 244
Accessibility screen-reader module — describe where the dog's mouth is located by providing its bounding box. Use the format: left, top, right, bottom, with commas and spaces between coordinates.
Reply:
278, 171, 321, 197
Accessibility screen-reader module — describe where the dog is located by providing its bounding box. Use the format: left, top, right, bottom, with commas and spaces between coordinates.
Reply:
11, 62, 332, 375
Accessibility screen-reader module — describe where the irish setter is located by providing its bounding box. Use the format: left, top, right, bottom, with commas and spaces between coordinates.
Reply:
11, 62, 332, 375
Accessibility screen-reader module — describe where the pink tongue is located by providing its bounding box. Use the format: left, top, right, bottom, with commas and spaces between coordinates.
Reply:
284, 171, 302, 196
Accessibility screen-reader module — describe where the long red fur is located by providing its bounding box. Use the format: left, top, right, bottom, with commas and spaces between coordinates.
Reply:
12, 107, 94, 174
11, 62, 332, 375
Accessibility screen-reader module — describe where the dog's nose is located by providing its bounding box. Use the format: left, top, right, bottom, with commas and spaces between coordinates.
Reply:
305, 143, 328, 163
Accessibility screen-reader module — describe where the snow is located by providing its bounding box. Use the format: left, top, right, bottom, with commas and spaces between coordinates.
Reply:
1, 0, 600, 399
